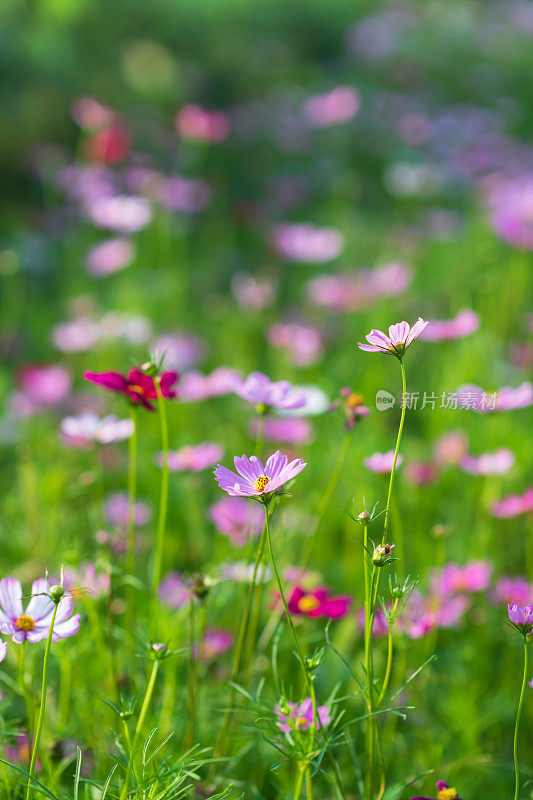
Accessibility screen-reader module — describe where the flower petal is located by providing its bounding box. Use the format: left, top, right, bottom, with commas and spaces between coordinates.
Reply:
0, 578, 23, 620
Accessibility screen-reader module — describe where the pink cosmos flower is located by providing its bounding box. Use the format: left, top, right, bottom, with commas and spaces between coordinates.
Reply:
250, 417, 313, 445
71, 96, 115, 130
232, 371, 306, 412
358, 317, 429, 357
62, 562, 110, 598
420, 310, 479, 342
152, 333, 205, 372
401, 591, 470, 639
60, 413, 134, 448
432, 561, 492, 596
52, 317, 99, 352
85, 124, 131, 164
494, 577, 532, 606
365, 450, 403, 474
491, 488, 533, 518
275, 698, 331, 733
158, 573, 192, 609
0, 578, 80, 643
409, 779, 463, 800
17, 364, 72, 408
456, 382, 533, 412
459, 448, 515, 476
508, 603, 533, 634
306, 273, 366, 313
271, 223, 344, 263
199, 629, 233, 661
174, 105, 230, 142
105, 492, 150, 528
434, 431, 469, 465
286, 586, 352, 619
162, 442, 224, 472
214, 451, 307, 498
361, 261, 413, 298
303, 86, 360, 127
179, 368, 241, 402
85, 238, 136, 277
268, 322, 324, 366
405, 461, 439, 485
84, 367, 178, 412
208, 496, 264, 546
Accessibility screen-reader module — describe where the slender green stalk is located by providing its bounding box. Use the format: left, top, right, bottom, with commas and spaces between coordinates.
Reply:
376, 599, 398, 707
305, 767, 314, 800
126, 406, 138, 582
151, 378, 169, 605
293, 765, 305, 800
119, 659, 160, 800
25, 604, 58, 800
382, 359, 406, 544
513, 637, 529, 800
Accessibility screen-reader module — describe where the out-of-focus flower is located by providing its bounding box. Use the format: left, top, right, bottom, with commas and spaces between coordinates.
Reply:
494, 577, 532, 606
214, 451, 306, 498
179, 368, 241, 402
420, 310, 479, 342
52, 317, 99, 353
275, 697, 331, 733
250, 416, 313, 445
3, 735, 41, 771
152, 333, 205, 372
303, 86, 360, 127
271, 223, 343, 263
85, 195, 152, 233
71, 97, 115, 130
85, 125, 131, 164
199, 629, 233, 661
158, 573, 191, 609
16, 364, 71, 410
329, 388, 369, 430
491, 488, 533, 518
508, 603, 533, 635
457, 381, 533, 412
405, 461, 439, 485
409, 779, 463, 800
365, 450, 403, 474
359, 318, 429, 357
432, 562, 492, 596
231, 273, 276, 309
105, 492, 150, 528
219, 561, 271, 584
307, 262, 411, 313
0, 577, 80, 643
285, 586, 351, 619
232, 371, 306, 412
85, 238, 136, 277
268, 322, 324, 366
155, 175, 212, 213
434, 431, 469, 466
209, 496, 264, 546
459, 448, 515, 475
60, 413, 134, 448
361, 261, 413, 298
174, 105, 230, 142
84, 368, 178, 412
62, 562, 110, 598
278, 385, 330, 417
52, 312, 152, 353
357, 607, 389, 638
162, 442, 224, 472
487, 175, 533, 250
401, 592, 470, 639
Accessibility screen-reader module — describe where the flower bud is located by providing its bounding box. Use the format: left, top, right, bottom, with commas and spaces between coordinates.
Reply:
140, 359, 159, 377
358, 511, 371, 524
151, 642, 169, 659
372, 543, 395, 566
49, 584, 65, 603
391, 585, 404, 599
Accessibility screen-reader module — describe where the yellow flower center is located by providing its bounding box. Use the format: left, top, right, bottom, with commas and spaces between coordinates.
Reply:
347, 392, 364, 407
254, 475, 270, 492
129, 384, 146, 395
437, 789, 458, 800
16, 614, 36, 632
298, 595, 320, 612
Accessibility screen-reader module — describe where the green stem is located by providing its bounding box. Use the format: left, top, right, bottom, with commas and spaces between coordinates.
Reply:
513, 636, 528, 800
126, 407, 138, 625
382, 359, 406, 545
377, 600, 398, 708
293, 766, 305, 800
25, 603, 58, 800
119, 659, 160, 800
305, 767, 314, 800
151, 379, 169, 605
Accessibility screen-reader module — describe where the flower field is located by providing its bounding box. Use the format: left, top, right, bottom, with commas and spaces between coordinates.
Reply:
0, 1, 531, 798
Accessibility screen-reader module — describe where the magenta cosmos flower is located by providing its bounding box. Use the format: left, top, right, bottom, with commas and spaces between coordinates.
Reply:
84, 367, 178, 411
0, 578, 80, 643
161, 442, 224, 472
275, 698, 331, 733
508, 603, 533, 635
491, 487, 533, 519
286, 586, 352, 619
214, 451, 307, 499
232, 371, 306, 412
409, 780, 462, 800
358, 317, 429, 357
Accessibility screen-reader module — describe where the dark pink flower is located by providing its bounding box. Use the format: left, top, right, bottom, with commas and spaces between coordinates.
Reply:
409, 779, 462, 799
285, 586, 352, 619
84, 367, 178, 411
85, 124, 131, 164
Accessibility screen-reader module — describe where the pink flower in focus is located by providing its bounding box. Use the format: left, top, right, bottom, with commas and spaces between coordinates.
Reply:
491, 487, 533, 518
249, 417, 313, 445
105, 492, 150, 528
175, 105, 230, 142
459, 448, 515, 476
209, 496, 264, 546
85, 238, 136, 277
358, 317, 429, 357
275, 697, 331, 733
271, 223, 344, 263
84, 367, 178, 412
214, 451, 307, 498
179, 368, 241, 402
434, 431, 469, 465
285, 586, 352, 619
232, 371, 307, 411
60, 413, 134, 448
268, 322, 324, 366
0, 577, 80, 643
162, 442, 224, 472
365, 450, 403, 475
303, 86, 361, 127
158, 573, 191, 609
420, 310, 479, 342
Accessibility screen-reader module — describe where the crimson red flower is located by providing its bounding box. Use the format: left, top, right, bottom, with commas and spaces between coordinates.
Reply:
84, 368, 178, 411
285, 585, 352, 619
